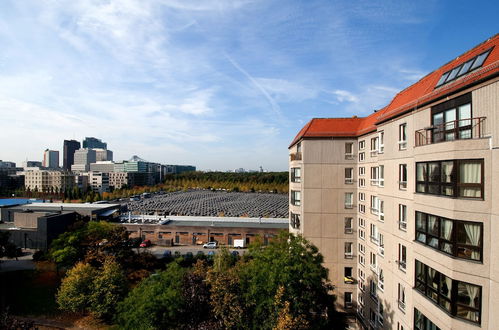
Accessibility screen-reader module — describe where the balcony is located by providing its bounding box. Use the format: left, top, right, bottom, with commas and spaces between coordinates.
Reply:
415, 117, 486, 147
290, 152, 302, 161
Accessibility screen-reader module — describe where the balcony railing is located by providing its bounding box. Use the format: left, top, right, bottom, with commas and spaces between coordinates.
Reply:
415, 117, 486, 147
290, 152, 302, 161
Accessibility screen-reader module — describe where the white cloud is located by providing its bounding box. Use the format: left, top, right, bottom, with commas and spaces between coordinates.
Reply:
331, 90, 359, 103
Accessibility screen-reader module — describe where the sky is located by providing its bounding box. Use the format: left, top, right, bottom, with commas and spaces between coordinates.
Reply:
0, 1, 497, 171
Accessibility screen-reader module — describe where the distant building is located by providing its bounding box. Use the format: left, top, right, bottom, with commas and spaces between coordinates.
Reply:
164, 165, 196, 175
94, 148, 113, 161
63, 139, 81, 170
22, 161, 42, 169
72, 149, 96, 172
42, 149, 59, 169
90, 161, 115, 172
24, 170, 75, 192
82, 137, 107, 149
75, 173, 89, 192
0, 160, 16, 168
109, 172, 129, 189
89, 172, 109, 194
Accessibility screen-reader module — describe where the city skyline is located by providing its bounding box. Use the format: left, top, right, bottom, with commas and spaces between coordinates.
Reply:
0, 1, 497, 170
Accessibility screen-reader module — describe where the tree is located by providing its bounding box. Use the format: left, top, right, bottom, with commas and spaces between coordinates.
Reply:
56, 262, 97, 313
89, 258, 128, 320
116, 262, 186, 329
0, 232, 22, 261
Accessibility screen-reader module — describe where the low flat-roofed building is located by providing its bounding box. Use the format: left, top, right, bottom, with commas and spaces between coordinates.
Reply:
120, 215, 288, 246
1, 202, 121, 222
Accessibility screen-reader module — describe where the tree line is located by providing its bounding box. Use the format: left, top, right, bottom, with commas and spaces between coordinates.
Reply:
38, 220, 344, 329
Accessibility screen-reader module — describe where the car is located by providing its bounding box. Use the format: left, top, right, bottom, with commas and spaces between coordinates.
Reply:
203, 241, 218, 249
207, 251, 215, 257
139, 239, 151, 248
162, 250, 172, 258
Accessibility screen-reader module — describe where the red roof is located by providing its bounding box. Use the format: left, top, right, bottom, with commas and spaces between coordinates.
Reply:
290, 34, 499, 148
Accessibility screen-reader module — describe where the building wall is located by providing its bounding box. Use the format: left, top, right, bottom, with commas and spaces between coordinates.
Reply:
290, 79, 499, 329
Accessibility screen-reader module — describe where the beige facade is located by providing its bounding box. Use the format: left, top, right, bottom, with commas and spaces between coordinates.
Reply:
289, 37, 499, 330
24, 170, 75, 192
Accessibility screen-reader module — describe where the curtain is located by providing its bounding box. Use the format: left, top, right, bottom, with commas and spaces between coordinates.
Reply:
462, 283, 479, 321
441, 218, 453, 253
460, 162, 481, 197
464, 223, 481, 260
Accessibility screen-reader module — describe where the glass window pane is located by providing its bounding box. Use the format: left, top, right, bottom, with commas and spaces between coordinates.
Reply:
441, 161, 454, 183
459, 162, 481, 184
445, 66, 461, 82
436, 72, 450, 86
429, 163, 440, 182
457, 59, 475, 77
470, 50, 490, 70
428, 215, 439, 235
417, 163, 427, 181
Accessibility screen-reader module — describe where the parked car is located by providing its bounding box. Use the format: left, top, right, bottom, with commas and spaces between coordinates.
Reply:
139, 239, 151, 248
203, 241, 218, 249
162, 250, 172, 258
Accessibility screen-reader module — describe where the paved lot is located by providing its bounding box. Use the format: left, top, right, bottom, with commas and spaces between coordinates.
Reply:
0, 250, 35, 272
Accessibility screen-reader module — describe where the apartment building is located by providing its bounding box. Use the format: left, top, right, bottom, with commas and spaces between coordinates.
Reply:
89, 172, 109, 194
24, 170, 75, 192
289, 34, 499, 330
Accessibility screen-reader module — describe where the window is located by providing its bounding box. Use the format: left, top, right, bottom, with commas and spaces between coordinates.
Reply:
359, 166, 365, 176
398, 244, 406, 271
378, 233, 384, 256
344, 268, 354, 284
345, 168, 354, 184
359, 229, 365, 240
358, 217, 365, 228
291, 190, 301, 206
358, 192, 365, 202
358, 178, 365, 188
290, 167, 301, 183
358, 243, 365, 255
378, 131, 384, 153
414, 308, 441, 330
378, 165, 384, 187
345, 292, 353, 308
398, 283, 406, 312
378, 200, 384, 222
399, 124, 407, 150
345, 242, 353, 259
435, 48, 492, 88
344, 217, 353, 234
290, 212, 300, 229
370, 224, 379, 245
359, 152, 365, 162
345, 142, 354, 159
378, 268, 384, 291
359, 140, 365, 150
370, 195, 379, 215
296, 142, 301, 153
399, 164, 407, 189
431, 94, 473, 143
370, 137, 378, 156
370, 280, 377, 301
416, 159, 483, 199
415, 211, 482, 261
345, 193, 354, 209
399, 204, 407, 231
415, 260, 481, 324
370, 252, 377, 271
358, 268, 365, 280
358, 203, 365, 213
359, 253, 365, 265
370, 166, 379, 185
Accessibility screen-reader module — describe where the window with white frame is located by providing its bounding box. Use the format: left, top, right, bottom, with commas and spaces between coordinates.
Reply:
378, 200, 384, 222
399, 164, 407, 189
345, 168, 354, 184
370, 252, 377, 270
378, 268, 384, 291
358, 178, 365, 188
378, 131, 384, 153
345, 142, 354, 159
379, 165, 384, 187
358, 292, 365, 306
358, 192, 365, 202
398, 244, 407, 271
344, 217, 353, 234
359, 166, 365, 176
358, 203, 366, 213
290, 212, 301, 229
345, 292, 353, 308
359, 152, 365, 162
358, 243, 365, 254
399, 123, 407, 150
359, 228, 365, 240
345, 192, 354, 209
399, 204, 407, 230
370, 223, 379, 244
398, 283, 406, 312
359, 254, 365, 265
359, 140, 365, 150
358, 279, 366, 293
378, 302, 384, 326
345, 242, 353, 258
370, 166, 379, 185
370, 280, 377, 300
370, 195, 379, 215
290, 167, 301, 183
291, 190, 301, 206
378, 233, 384, 257
370, 137, 379, 156
359, 217, 365, 228
358, 268, 365, 280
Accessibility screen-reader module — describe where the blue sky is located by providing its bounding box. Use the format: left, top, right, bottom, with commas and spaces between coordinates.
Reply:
0, 1, 497, 171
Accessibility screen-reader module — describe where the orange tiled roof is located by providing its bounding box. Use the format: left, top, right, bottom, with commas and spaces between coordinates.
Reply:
290, 34, 499, 148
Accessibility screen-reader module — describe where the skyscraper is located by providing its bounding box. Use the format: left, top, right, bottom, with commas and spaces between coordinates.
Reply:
42, 149, 59, 169
82, 137, 107, 149
63, 140, 81, 170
